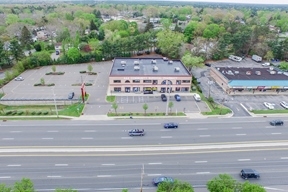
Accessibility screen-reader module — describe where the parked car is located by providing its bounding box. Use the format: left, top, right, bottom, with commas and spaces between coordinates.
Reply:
270, 119, 284, 126
161, 94, 167, 102
164, 122, 178, 129
280, 101, 288, 109
153, 176, 174, 186
263, 102, 274, 109
14, 76, 24, 81
240, 169, 260, 180
193, 93, 201, 102
68, 92, 75, 99
128, 129, 145, 136
56, 50, 60, 55
205, 63, 211, 67
174, 94, 181, 101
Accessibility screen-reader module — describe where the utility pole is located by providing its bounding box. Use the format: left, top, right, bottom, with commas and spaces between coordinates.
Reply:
140, 164, 144, 192
165, 80, 171, 116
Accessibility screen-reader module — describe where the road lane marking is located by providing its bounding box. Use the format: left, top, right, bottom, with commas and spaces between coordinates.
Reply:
7, 164, 21, 167
81, 137, 93, 140
147, 174, 162, 176
2, 138, 14, 140
236, 134, 247, 136
47, 131, 58, 133
197, 128, 208, 130
196, 172, 210, 174
238, 159, 251, 161
47, 176, 62, 178
102, 164, 115, 166
97, 175, 111, 177
265, 126, 275, 128
160, 129, 172, 131
232, 127, 242, 129
161, 136, 172, 138
195, 161, 207, 163
280, 157, 288, 159
0, 176, 11, 179
271, 133, 282, 135
121, 137, 132, 139
42, 138, 53, 140
10, 131, 22, 133
199, 135, 210, 137
148, 163, 162, 165
55, 164, 68, 166
84, 130, 97, 132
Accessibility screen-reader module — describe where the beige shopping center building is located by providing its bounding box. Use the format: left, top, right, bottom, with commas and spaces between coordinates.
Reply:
109, 57, 192, 93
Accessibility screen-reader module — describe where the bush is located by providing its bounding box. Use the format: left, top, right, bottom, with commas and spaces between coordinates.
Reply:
34, 83, 42, 86
37, 111, 42, 115
43, 111, 49, 115
45, 72, 52, 75
88, 72, 97, 75
47, 83, 55, 86
57, 72, 65, 75
17, 111, 24, 115
80, 71, 86, 73
5, 111, 12, 115
72, 83, 81, 86
31, 111, 36, 115
122, 113, 126, 116
11, 111, 17, 115
84, 83, 92, 86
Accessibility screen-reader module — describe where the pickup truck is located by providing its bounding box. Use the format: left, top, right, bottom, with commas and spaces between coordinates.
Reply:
128, 129, 145, 136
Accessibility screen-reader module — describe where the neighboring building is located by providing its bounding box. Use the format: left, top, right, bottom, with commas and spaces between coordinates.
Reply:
149, 18, 161, 23
210, 66, 288, 95
36, 30, 49, 40
109, 57, 192, 93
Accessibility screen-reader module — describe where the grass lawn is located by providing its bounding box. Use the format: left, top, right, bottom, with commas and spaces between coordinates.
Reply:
106, 95, 116, 103
108, 112, 186, 117
58, 103, 85, 117
251, 109, 288, 114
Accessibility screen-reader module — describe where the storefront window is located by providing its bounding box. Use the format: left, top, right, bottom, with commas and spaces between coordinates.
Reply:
133, 87, 140, 92
152, 80, 158, 85
175, 87, 180, 92
113, 80, 121, 83
114, 87, 121, 92
176, 80, 181, 85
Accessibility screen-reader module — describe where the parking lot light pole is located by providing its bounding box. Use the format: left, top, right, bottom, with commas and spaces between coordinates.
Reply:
165, 80, 171, 116
52, 88, 59, 118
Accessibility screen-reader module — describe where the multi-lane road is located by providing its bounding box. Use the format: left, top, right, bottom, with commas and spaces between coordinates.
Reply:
0, 117, 288, 192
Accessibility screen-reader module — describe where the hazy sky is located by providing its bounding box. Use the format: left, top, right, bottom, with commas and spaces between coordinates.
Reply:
182, 0, 288, 4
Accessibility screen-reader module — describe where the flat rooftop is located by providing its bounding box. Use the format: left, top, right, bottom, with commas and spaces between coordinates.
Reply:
110, 57, 191, 76
216, 67, 288, 81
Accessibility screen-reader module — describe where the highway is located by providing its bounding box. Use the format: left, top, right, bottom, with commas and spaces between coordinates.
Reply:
0, 117, 288, 191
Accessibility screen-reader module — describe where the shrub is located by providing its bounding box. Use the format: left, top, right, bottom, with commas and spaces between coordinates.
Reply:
57, 72, 65, 75
5, 111, 12, 115
34, 83, 42, 86
88, 72, 97, 75
72, 83, 81, 86
47, 83, 55, 86
122, 113, 126, 116
43, 111, 49, 115
31, 111, 36, 115
17, 111, 24, 115
45, 72, 52, 75
84, 83, 92, 86
11, 111, 17, 115
37, 111, 42, 115
80, 71, 86, 73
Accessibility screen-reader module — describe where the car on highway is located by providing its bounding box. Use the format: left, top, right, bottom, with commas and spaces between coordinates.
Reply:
270, 119, 284, 126
174, 94, 181, 101
161, 94, 167, 102
164, 122, 178, 129
68, 92, 75, 99
153, 176, 174, 186
263, 102, 274, 109
14, 76, 24, 81
128, 129, 145, 136
280, 101, 288, 109
240, 169, 260, 180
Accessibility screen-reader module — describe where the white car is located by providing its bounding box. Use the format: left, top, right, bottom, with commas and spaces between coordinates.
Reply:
14, 76, 24, 81
262, 62, 270, 66
280, 101, 288, 109
264, 102, 274, 110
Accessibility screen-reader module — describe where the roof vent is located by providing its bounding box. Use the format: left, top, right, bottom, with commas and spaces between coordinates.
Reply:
121, 61, 126, 64
270, 70, 276, 75
153, 66, 158, 71
269, 66, 274, 70
134, 60, 139, 65
234, 71, 239, 74
227, 70, 234, 75
134, 66, 140, 71
163, 57, 168, 61
174, 67, 180, 72
278, 71, 283, 74
217, 68, 220, 70
168, 60, 173, 64
283, 72, 288, 76
246, 71, 252, 75
117, 68, 125, 71
151, 59, 157, 64
255, 71, 261, 75
222, 71, 225, 74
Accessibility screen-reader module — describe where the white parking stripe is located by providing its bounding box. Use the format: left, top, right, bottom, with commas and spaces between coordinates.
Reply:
238, 159, 251, 161
197, 128, 208, 130
55, 164, 68, 166
281, 157, 288, 159
236, 134, 247, 136
232, 127, 242, 129
97, 175, 111, 177
0, 176, 11, 179
42, 138, 53, 140
47, 176, 61, 178
148, 163, 162, 165
81, 137, 93, 140
121, 137, 132, 139
196, 172, 210, 174
47, 131, 59, 133
147, 174, 162, 176
84, 130, 97, 132
199, 135, 210, 137
271, 133, 282, 135
2, 138, 14, 140
102, 164, 115, 166
195, 161, 207, 163
10, 131, 22, 133
161, 136, 172, 138
7, 164, 21, 167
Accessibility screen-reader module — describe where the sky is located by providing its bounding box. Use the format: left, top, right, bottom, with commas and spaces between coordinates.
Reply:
181, 0, 288, 4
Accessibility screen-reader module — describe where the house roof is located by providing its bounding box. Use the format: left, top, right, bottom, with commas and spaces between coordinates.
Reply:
110, 57, 191, 76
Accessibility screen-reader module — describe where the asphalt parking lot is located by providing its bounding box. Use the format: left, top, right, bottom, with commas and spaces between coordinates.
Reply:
192, 58, 288, 116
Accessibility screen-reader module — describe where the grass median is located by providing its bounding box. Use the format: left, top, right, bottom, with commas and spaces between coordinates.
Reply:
108, 112, 186, 117
251, 109, 288, 114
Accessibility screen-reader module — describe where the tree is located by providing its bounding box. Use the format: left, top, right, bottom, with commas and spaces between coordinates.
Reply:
112, 102, 118, 115
241, 182, 266, 192
142, 103, 148, 115
157, 179, 194, 192
181, 52, 204, 71
122, 189, 128, 192
20, 26, 32, 48
34, 43, 42, 52
56, 28, 71, 42
168, 101, 173, 114
66, 47, 81, 62
9, 39, 24, 62
279, 62, 288, 70
144, 22, 154, 32
157, 30, 184, 58
98, 28, 105, 41
90, 20, 98, 30
264, 50, 274, 62
87, 64, 93, 72
13, 178, 35, 192
0, 183, 11, 192
207, 174, 240, 192
52, 65, 56, 73
40, 78, 45, 85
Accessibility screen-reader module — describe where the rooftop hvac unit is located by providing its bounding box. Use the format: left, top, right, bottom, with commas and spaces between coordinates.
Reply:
234, 71, 239, 74
134, 66, 140, 71
168, 60, 173, 64
163, 57, 168, 61
255, 71, 261, 75
134, 60, 139, 65
270, 71, 276, 75
246, 71, 252, 75
153, 66, 158, 71
269, 66, 274, 71
278, 71, 283, 74
151, 59, 157, 64
174, 67, 180, 72
227, 70, 234, 75
121, 61, 126, 64
117, 68, 125, 71
217, 68, 220, 70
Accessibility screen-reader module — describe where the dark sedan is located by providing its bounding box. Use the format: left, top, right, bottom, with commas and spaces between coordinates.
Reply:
153, 176, 174, 186
174, 94, 181, 101
164, 122, 178, 129
270, 120, 284, 126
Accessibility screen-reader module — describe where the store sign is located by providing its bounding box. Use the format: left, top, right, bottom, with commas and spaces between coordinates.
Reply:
257, 86, 265, 90
271, 86, 281, 89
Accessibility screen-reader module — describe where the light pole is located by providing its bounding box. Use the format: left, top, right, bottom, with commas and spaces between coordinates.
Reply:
165, 80, 171, 116
52, 88, 59, 118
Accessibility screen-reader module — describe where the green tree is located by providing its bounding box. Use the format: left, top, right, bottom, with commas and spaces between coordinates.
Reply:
0, 41, 12, 66
9, 39, 24, 62
183, 21, 198, 43
56, 28, 71, 42
157, 179, 194, 192
144, 22, 154, 32
5, 14, 19, 25
203, 24, 222, 39
264, 50, 273, 62
0, 183, 11, 192
279, 62, 288, 70
40, 78, 45, 85
241, 182, 266, 192
122, 189, 128, 192
157, 30, 184, 58
13, 178, 35, 192
52, 65, 56, 72
112, 102, 118, 115
66, 47, 81, 62
34, 43, 42, 52
90, 20, 98, 30
168, 101, 173, 114
143, 103, 148, 115
87, 64, 93, 72
20, 26, 32, 48
98, 28, 105, 41
207, 174, 240, 192
181, 52, 204, 71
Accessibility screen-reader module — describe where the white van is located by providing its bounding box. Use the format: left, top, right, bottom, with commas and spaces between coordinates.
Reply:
193, 93, 201, 102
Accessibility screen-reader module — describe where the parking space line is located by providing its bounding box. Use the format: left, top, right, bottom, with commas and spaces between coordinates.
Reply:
238, 159, 250, 161
236, 134, 246, 136
271, 133, 282, 135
